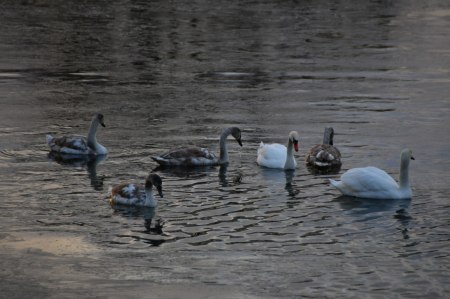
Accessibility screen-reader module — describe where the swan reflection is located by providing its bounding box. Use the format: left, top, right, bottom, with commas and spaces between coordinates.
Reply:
153, 164, 216, 179
47, 152, 107, 190
218, 165, 243, 187
306, 164, 341, 176
154, 164, 243, 187
110, 205, 165, 236
260, 168, 299, 197
337, 195, 412, 238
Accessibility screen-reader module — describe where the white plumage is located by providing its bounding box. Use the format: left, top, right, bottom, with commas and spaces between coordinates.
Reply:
329, 148, 414, 199
256, 131, 299, 170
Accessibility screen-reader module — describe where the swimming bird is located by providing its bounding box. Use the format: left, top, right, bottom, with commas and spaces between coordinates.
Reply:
110, 174, 163, 207
256, 131, 299, 169
151, 127, 242, 166
305, 127, 341, 169
329, 148, 414, 199
46, 114, 107, 155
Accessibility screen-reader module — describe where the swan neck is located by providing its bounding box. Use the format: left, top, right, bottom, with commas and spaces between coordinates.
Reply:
284, 138, 295, 169
219, 128, 232, 164
399, 156, 410, 190
87, 118, 100, 149
144, 183, 157, 207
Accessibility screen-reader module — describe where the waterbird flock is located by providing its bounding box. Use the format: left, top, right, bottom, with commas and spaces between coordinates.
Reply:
46, 115, 414, 213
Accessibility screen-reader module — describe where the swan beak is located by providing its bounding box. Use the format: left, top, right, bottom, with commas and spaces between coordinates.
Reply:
411, 156, 415, 160
101, 122, 106, 128
157, 185, 163, 198
237, 138, 243, 147
294, 140, 299, 152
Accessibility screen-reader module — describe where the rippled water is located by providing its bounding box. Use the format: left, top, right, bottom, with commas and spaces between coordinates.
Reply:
1, 0, 450, 298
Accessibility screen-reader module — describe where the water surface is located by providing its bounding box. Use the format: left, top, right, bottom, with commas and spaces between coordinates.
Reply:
1, 0, 450, 298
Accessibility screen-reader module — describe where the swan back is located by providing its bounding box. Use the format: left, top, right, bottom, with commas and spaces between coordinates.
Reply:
257, 143, 288, 168
256, 131, 298, 169
329, 148, 414, 199
110, 174, 163, 207
151, 127, 242, 166
46, 114, 107, 155
151, 146, 218, 166
305, 127, 341, 169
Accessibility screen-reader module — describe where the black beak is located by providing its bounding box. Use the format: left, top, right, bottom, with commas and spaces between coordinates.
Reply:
411, 156, 415, 160
237, 138, 243, 147
157, 185, 163, 198
101, 122, 106, 128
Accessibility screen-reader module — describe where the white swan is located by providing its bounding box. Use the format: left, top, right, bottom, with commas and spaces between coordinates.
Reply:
329, 148, 414, 199
256, 131, 299, 169
110, 174, 163, 207
305, 127, 341, 169
46, 114, 107, 155
151, 127, 242, 166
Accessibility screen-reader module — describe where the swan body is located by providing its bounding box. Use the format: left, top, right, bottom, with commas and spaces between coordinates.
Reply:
151, 127, 242, 166
110, 174, 163, 207
46, 114, 107, 155
306, 127, 341, 169
329, 148, 414, 199
257, 131, 299, 169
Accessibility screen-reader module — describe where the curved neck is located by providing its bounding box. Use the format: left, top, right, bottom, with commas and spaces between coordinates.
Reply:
144, 183, 157, 207
399, 156, 410, 190
87, 118, 100, 150
323, 134, 331, 145
219, 127, 233, 164
323, 129, 333, 145
284, 138, 296, 169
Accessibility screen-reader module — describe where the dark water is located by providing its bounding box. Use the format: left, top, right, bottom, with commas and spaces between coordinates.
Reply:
1, 0, 450, 298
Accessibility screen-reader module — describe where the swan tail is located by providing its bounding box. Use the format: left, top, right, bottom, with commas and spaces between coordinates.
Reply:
329, 178, 352, 196
328, 178, 339, 187
257, 141, 265, 156
46, 135, 55, 146
150, 156, 167, 165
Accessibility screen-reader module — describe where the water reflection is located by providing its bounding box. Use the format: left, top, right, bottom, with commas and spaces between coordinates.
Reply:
154, 164, 244, 187
47, 153, 107, 190
337, 195, 412, 230
306, 164, 341, 176
110, 205, 165, 244
259, 168, 299, 197
284, 169, 298, 197
218, 165, 243, 187
153, 164, 216, 179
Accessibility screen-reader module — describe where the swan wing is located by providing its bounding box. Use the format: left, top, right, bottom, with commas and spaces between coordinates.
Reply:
47, 134, 93, 154
257, 143, 287, 168
110, 183, 146, 206
152, 145, 218, 166
306, 144, 341, 167
159, 146, 215, 160
341, 167, 398, 193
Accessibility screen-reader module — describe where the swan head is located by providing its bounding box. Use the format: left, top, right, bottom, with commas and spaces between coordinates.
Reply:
401, 148, 415, 161
230, 127, 243, 147
146, 173, 163, 198
94, 114, 106, 128
323, 127, 334, 145
289, 131, 299, 152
